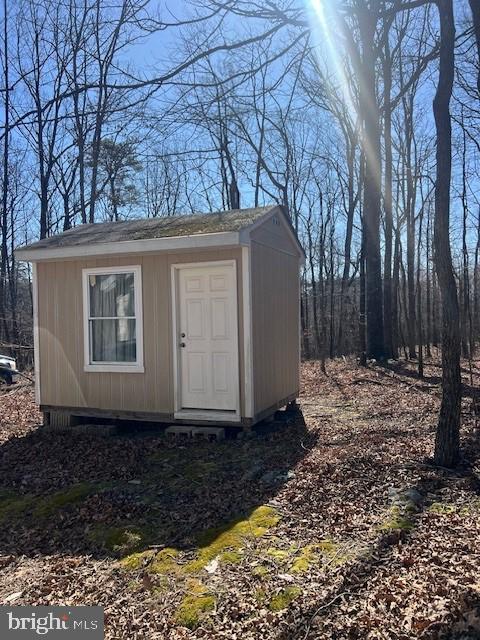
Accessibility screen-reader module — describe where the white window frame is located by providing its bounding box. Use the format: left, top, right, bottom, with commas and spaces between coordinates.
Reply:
82, 265, 144, 373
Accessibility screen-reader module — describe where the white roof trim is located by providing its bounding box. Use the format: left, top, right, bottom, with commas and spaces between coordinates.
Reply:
16, 205, 305, 263
239, 205, 306, 259
16, 231, 243, 262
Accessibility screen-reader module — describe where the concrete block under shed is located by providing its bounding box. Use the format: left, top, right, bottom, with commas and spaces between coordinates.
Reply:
164, 425, 194, 438
191, 426, 225, 441
164, 425, 225, 441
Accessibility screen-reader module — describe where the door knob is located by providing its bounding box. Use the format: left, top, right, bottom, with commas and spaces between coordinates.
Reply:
180, 342, 186, 348
181, 332, 186, 338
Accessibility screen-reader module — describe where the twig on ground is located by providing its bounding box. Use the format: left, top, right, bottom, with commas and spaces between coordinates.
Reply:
301, 590, 356, 640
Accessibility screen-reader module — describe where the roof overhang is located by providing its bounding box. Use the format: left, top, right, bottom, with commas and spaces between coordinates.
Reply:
15, 205, 305, 263
15, 231, 245, 262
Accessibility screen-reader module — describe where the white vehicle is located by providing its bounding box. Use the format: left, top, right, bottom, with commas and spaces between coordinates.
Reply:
0, 354, 18, 385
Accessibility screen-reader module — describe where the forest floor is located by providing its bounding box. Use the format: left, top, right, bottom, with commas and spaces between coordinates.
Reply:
0, 357, 479, 639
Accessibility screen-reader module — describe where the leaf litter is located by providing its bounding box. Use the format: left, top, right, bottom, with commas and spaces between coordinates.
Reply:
0, 358, 479, 639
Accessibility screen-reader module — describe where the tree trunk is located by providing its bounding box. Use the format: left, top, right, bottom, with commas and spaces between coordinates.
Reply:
426, 208, 432, 357
338, 135, 356, 355
433, 0, 461, 468
329, 226, 335, 359
473, 212, 480, 352
0, 0, 10, 343
460, 121, 470, 358
301, 273, 311, 360
359, 8, 385, 360
383, 38, 394, 361
416, 198, 425, 379
468, 0, 480, 94
359, 224, 367, 366
392, 222, 401, 359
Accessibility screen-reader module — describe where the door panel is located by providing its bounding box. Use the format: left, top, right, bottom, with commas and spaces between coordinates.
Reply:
187, 352, 206, 392
177, 263, 239, 411
211, 298, 229, 339
212, 352, 229, 392
186, 299, 204, 338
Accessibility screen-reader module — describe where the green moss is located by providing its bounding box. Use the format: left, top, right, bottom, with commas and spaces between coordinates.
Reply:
254, 588, 267, 604
220, 550, 242, 564
268, 587, 301, 612
266, 547, 290, 562
252, 565, 269, 577
428, 501, 480, 517
459, 501, 480, 516
288, 540, 353, 572
184, 506, 280, 574
150, 548, 181, 575
183, 461, 218, 481
120, 550, 155, 571
0, 484, 96, 523
153, 579, 169, 594
317, 539, 337, 553
429, 502, 456, 515
117, 505, 280, 577
378, 506, 414, 532
174, 581, 215, 629
0, 491, 35, 521
34, 483, 94, 517
290, 545, 318, 573
90, 525, 146, 554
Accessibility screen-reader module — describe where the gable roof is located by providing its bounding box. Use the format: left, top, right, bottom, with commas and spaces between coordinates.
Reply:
16, 205, 305, 261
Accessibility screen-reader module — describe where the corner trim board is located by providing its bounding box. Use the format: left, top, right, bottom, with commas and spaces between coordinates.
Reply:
241, 246, 254, 418
32, 263, 41, 404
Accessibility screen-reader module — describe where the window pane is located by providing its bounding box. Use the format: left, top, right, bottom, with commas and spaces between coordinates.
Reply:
89, 273, 135, 318
90, 319, 137, 363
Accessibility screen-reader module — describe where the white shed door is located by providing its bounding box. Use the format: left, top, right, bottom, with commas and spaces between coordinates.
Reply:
177, 263, 239, 411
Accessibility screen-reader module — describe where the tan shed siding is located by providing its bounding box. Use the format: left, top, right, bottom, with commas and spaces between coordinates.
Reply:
251, 240, 300, 416
37, 248, 244, 416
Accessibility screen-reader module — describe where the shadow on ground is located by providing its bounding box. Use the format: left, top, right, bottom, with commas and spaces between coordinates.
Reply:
0, 407, 314, 560
280, 469, 479, 640
441, 592, 480, 640
373, 359, 480, 401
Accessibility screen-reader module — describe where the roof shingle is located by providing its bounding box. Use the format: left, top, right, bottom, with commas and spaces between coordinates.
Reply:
19, 206, 277, 251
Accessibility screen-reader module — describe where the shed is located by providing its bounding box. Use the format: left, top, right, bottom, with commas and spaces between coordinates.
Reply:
16, 205, 304, 430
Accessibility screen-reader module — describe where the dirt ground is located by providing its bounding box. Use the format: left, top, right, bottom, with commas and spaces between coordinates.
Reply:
0, 358, 479, 639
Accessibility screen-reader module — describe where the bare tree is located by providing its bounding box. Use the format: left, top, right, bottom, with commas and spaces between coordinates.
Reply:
432, 0, 461, 468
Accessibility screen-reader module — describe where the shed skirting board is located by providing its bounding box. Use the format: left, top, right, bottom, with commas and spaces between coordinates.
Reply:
40, 405, 242, 427
174, 410, 241, 423
40, 393, 299, 430
246, 392, 299, 426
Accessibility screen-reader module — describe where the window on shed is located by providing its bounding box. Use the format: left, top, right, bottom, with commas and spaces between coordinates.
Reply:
83, 266, 144, 372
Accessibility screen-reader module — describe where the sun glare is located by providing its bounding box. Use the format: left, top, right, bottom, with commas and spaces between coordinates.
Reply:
307, 0, 357, 121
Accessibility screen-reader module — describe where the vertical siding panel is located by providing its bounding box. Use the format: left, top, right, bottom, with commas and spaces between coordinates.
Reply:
121, 256, 144, 410
35, 248, 244, 417
251, 222, 301, 416
142, 255, 155, 411
54, 261, 78, 407
159, 253, 171, 411
47, 262, 56, 404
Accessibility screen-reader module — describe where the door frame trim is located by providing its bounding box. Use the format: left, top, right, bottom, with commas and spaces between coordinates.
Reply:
170, 259, 241, 422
